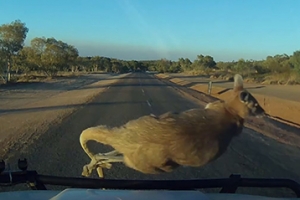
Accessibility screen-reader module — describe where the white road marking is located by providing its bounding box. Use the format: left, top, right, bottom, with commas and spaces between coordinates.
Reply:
139, 75, 151, 108
146, 100, 151, 107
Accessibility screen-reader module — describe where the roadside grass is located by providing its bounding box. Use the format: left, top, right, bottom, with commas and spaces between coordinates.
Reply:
0, 70, 108, 85
182, 69, 300, 85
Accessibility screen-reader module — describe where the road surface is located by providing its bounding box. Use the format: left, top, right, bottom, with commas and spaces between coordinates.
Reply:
1, 73, 300, 197
169, 73, 300, 102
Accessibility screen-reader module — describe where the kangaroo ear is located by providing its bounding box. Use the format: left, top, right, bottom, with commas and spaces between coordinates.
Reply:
239, 91, 249, 103
233, 74, 244, 92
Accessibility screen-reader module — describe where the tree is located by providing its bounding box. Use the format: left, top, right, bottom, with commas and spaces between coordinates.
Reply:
44, 38, 78, 72
190, 54, 216, 71
91, 56, 101, 72
111, 60, 122, 73
156, 58, 172, 73
178, 57, 192, 71
11, 48, 36, 74
169, 61, 182, 73
196, 54, 216, 68
0, 50, 6, 72
65, 45, 79, 72
101, 57, 112, 72
263, 55, 291, 74
75, 57, 86, 71
290, 50, 300, 73
0, 20, 29, 82
128, 60, 139, 71
216, 61, 234, 71
25, 37, 78, 76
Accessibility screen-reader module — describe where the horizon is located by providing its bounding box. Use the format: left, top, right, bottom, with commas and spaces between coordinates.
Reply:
0, 0, 299, 62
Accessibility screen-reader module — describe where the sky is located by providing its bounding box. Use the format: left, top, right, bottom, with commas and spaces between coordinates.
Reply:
0, 0, 299, 62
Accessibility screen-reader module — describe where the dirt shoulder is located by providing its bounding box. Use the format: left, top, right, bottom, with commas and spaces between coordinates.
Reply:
158, 73, 300, 126
154, 74, 300, 149
0, 73, 131, 159
168, 73, 300, 102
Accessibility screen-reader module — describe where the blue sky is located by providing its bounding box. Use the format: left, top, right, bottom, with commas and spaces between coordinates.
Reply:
0, 0, 299, 61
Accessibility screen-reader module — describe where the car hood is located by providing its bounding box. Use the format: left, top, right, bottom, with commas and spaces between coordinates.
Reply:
0, 189, 298, 200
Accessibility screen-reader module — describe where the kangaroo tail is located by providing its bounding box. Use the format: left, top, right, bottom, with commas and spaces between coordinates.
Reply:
79, 125, 114, 159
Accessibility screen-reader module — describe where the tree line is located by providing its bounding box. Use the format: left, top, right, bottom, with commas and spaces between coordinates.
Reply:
1, 20, 300, 84
0, 20, 150, 83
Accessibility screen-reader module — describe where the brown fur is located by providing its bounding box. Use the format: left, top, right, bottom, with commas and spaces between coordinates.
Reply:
80, 74, 265, 174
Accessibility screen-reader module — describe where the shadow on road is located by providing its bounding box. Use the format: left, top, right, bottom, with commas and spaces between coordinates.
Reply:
0, 100, 188, 115
263, 116, 300, 136
182, 81, 228, 87
78, 83, 173, 90
246, 86, 266, 89
170, 75, 210, 79
105, 76, 156, 80
172, 81, 266, 91
0, 74, 157, 92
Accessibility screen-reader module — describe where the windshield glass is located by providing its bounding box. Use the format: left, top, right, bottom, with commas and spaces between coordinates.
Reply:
0, 0, 300, 198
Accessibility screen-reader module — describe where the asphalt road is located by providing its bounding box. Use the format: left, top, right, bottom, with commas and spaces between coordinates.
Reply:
2, 72, 300, 197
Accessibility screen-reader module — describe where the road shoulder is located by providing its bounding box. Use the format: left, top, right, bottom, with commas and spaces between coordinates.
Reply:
0, 73, 131, 159
153, 74, 300, 148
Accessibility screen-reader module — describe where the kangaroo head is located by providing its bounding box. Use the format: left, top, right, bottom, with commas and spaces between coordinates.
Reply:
229, 74, 265, 119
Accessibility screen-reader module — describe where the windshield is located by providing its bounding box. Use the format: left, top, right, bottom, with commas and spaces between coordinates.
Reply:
0, 0, 300, 198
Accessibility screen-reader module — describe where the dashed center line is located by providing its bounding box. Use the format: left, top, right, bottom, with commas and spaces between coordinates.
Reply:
146, 100, 151, 107
139, 75, 152, 109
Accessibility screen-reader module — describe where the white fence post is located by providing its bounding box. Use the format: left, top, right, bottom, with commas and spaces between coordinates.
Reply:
208, 81, 212, 95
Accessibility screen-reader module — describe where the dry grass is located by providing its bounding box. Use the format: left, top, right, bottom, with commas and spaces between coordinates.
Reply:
262, 71, 300, 85
0, 71, 108, 85
183, 69, 300, 85
183, 69, 215, 76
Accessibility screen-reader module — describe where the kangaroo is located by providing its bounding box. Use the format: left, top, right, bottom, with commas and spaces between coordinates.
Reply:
80, 74, 265, 176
